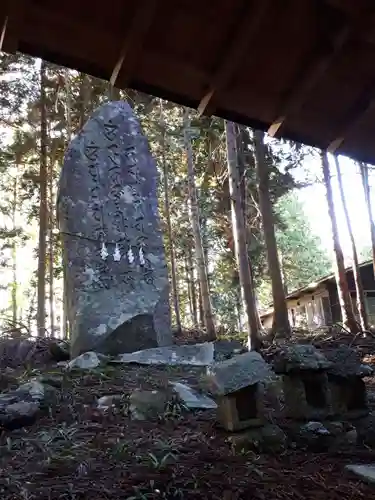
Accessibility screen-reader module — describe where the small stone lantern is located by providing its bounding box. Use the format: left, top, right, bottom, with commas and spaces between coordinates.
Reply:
324, 346, 373, 419
205, 351, 273, 431
273, 344, 333, 420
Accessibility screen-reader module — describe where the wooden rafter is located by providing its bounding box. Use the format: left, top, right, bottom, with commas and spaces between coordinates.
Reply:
268, 1, 375, 139
197, 0, 270, 117
110, 0, 157, 88
0, 16, 8, 52
1, 0, 26, 54
328, 92, 375, 153
268, 23, 351, 138
326, 0, 369, 15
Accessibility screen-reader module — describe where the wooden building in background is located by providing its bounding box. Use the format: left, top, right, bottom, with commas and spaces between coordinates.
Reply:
261, 261, 375, 329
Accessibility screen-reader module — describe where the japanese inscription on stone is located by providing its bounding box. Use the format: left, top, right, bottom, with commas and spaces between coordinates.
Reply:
59, 107, 159, 291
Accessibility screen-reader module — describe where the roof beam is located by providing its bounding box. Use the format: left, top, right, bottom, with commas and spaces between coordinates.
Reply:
110, 0, 157, 88
0, 0, 26, 54
0, 16, 8, 52
327, 91, 375, 154
326, 0, 373, 17
268, 2, 375, 139
197, 0, 270, 117
267, 23, 351, 138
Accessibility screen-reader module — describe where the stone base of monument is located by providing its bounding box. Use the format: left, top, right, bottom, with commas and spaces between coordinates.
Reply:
85, 309, 171, 357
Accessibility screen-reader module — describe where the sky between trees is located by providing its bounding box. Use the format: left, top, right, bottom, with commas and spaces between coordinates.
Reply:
0, 52, 373, 338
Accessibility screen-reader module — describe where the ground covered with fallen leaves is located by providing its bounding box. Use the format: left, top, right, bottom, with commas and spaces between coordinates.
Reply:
1, 330, 375, 499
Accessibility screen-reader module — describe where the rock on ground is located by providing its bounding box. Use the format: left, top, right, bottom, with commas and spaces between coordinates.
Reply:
228, 424, 286, 454
129, 389, 170, 420
0, 379, 57, 430
67, 351, 102, 370
0, 337, 54, 369
49, 339, 70, 361
97, 394, 124, 410
288, 420, 357, 452
345, 464, 375, 484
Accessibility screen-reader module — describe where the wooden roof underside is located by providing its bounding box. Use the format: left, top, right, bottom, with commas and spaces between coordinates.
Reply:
2, 0, 375, 164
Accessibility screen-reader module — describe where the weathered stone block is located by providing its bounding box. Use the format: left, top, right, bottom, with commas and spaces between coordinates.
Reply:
324, 346, 373, 379
228, 423, 286, 454
216, 384, 264, 431
282, 371, 333, 420
129, 389, 169, 420
324, 346, 372, 419
0, 379, 57, 430
329, 377, 368, 419
273, 344, 331, 374
57, 101, 172, 357
204, 351, 272, 431
354, 413, 375, 448
205, 351, 273, 395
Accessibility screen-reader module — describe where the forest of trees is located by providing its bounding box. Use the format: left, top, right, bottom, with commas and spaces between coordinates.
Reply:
0, 52, 374, 345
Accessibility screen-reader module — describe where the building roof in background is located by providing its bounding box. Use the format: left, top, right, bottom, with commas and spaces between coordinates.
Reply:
3, 1, 375, 163
260, 260, 373, 318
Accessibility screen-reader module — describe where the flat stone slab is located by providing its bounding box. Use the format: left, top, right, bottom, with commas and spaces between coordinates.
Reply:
205, 351, 273, 396
170, 382, 217, 409
324, 346, 373, 378
273, 344, 331, 374
112, 342, 214, 366
345, 464, 375, 485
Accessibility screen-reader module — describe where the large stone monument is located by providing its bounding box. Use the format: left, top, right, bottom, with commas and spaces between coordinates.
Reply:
57, 101, 172, 357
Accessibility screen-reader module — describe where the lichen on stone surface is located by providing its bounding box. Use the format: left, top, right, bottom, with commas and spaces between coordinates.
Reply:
273, 344, 332, 374
206, 351, 273, 396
